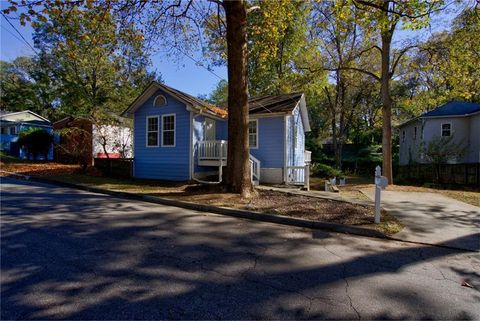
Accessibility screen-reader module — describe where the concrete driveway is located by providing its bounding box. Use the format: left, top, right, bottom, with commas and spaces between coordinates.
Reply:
362, 188, 480, 251
1, 178, 479, 320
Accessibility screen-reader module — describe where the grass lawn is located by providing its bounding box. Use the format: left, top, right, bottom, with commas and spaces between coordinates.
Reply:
310, 175, 480, 207
0, 158, 402, 235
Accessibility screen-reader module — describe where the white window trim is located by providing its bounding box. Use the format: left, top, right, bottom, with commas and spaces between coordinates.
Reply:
146, 116, 159, 147
441, 122, 452, 137
203, 118, 216, 141
248, 119, 259, 149
161, 113, 176, 147
153, 95, 167, 107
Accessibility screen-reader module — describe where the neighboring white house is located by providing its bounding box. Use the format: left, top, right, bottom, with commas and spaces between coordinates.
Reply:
399, 101, 480, 165
92, 124, 133, 158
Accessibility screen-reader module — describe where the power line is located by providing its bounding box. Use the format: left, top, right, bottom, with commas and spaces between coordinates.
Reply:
178, 48, 225, 81
1, 13, 37, 54
154, 44, 225, 81
1, 24, 25, 44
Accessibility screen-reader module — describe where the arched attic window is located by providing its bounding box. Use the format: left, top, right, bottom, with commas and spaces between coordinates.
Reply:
154, 95, 167, 107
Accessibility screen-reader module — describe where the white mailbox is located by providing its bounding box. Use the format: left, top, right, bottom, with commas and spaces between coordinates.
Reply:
374, 166, 388, 223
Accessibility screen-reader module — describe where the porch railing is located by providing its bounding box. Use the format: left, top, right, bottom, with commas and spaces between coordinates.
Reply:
304, 150, 312, 163
250, 154, 261, 183
198, 140, 227, 160
286, 165, 310, 190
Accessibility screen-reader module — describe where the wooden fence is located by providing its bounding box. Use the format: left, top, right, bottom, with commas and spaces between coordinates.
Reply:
397, 163, 480, 187
94, 158, 133, 178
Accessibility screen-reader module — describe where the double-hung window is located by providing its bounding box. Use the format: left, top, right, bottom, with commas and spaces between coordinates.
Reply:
441, 123, 451, 137
413, 126, 417, 140
162, 114, 175, 147
146, 116, 159, 147
248, 119, 258, 149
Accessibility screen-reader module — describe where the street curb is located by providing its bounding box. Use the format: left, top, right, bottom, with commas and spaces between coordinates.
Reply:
7, 174, 388, 240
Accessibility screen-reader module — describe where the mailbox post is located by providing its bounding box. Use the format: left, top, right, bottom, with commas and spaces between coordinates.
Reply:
374, 166, 388, 223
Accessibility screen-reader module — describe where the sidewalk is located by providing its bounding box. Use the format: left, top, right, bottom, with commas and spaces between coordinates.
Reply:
361, 188, 480, 251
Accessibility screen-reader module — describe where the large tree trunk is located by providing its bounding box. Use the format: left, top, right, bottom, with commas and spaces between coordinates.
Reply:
380, 31, 394, 184
224, 0, 253, 197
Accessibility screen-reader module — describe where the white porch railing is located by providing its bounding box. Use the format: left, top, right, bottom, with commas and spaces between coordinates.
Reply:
198, 140, 227, 160
286, 166, 305, 185
304, 150, 312, 163
249, 154, 261, 183
198, 140, 261, 183
286, 165, 310, 190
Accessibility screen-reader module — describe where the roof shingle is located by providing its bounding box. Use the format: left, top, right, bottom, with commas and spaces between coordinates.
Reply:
422, 101, 480, 117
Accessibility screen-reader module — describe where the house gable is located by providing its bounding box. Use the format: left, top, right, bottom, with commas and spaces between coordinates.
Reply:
133, 88, 191, 180
0, 110, 50, 124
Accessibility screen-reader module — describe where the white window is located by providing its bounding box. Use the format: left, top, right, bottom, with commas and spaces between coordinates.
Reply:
402, 130, 405, 143
248, 119, 258, 149
413, 126, 417, 140
441, 123, 451, 137
154, 95, 167, 107
146, 116, 159, 147
162, 114, 175, 147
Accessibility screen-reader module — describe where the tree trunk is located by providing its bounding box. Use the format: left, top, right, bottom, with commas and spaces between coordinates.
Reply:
224, 0, 253, 197
380, 31, 393, 184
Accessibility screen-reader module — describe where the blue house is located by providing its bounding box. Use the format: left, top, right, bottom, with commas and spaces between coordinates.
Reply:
122, 82, 311, 184
0, 110, 54, 160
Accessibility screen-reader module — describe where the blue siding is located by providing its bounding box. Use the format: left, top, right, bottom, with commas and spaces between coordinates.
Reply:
250, 116, 284, 168
131, 88, 306, 182
217, 119, 228, 140
134, 89, 190, 180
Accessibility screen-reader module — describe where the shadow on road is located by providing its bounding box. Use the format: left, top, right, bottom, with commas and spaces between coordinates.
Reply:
1, 178, 479, 320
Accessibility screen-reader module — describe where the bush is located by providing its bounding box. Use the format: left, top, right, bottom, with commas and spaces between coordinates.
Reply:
311, 163, 343, 178
17, 128, 53, 159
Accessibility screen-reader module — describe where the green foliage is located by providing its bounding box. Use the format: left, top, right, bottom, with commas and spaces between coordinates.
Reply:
41, 7, 154, 116
310, 163, 343, 178
17, 128, 53, 159
0, 56, 57, 119
419, 135, 467, 165
208, 80, 228, 105
400, 7, 480, 112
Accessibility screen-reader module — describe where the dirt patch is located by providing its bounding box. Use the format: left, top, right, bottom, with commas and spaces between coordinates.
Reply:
0, 161, 81, 177
42, 173, 402, 234
2, 163, 403, 234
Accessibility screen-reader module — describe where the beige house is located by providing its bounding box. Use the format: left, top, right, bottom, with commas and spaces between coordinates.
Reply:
398, 101, 480, 165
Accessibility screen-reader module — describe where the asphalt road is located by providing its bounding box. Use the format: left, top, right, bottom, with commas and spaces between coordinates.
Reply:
1, 177, 479, 320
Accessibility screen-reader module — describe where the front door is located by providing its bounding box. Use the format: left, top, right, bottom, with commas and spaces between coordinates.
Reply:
204, 118, 216, 141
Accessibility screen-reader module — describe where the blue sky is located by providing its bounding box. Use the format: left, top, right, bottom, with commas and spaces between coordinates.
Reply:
0, 6, 228, 98
0, 2, 461, 97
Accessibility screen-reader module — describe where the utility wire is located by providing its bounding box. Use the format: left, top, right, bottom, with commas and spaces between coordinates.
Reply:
154, 44, 225, 81
1, 13, 37, 54
1, 24, 25, 45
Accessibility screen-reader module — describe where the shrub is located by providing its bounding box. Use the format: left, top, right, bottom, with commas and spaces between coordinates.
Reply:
311, 163, 343, 178
17, 128, 53, 160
